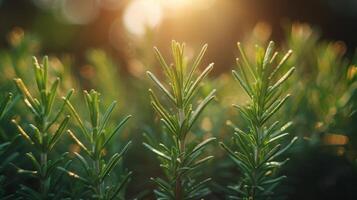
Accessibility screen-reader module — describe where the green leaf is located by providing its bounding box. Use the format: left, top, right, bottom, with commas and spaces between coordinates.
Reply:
25, 152, 41, 172
101, 115, 131, 149
188, 89, 216, 130
219, 142, 252, 177
185, 63, 214, 104
33, 57, 45, 101
233, 131, 253, 159
256, 144, 281, 170
263, 41, 275, 70
48, 115, 70, 151
260, 175, 286, 185
262, 94, 290, 124
149, 89, 178, 132
29, 124, 42, 146
267, 132, 289, 144
186, 178, 211, 196
46, 152, 68, 177
154, 46, 173, 80
268, 67, 295, 94
109, 171, 132, 200
160, 118, 177, 136
14, 78, 38, 113
232, 70, 252, 98
42, 56, 49, 87
64, 97, 91, 141
269, 50, 293, 80
101, 141, 131, 181
16, 166, 38, 176
98, 101, 117, 137
147, 71, 176, 104
46, 89, 73, 132
83, 90, 100, 130
186, 137, 216, 160
185, 44, 208, 90
269, 136, 298, 161
57, 167, 89, 183
190, 155, 214, 169
237, 42, 256, 79
143, 143, 171, 161
67, 130, 91, 157
270, 121, 293, 138
45, 77, 60, 116
0, 93, 12, 119
12, 120, 34, 145
73, 152, 90, 175
101, 153, 122, 181
151, 177, 174, 198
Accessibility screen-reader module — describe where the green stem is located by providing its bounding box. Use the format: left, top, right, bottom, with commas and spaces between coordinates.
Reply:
40, 115, 49, 199
175, 138, 185, 200
93, 153, 103, 199
175, 108, 186, 200
40, 152, 48, 199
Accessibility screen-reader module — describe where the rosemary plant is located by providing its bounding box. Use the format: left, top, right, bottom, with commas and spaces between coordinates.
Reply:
144, 41, 216, 199
63, 89, 132, 200
12, 56, 73, 199
0, 92, 19, 199
220, 41, 298, 199
0, 93, 13, 121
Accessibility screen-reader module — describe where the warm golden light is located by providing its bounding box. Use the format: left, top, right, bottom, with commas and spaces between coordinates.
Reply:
160, 0, 215, 10
122, 0, 217, 36
61, 0, 99, 24
323, 133, 349, 145
123, 0, 162, 36
161, 0, 191, 8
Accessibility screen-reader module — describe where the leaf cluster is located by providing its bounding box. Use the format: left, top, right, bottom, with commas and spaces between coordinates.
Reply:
63, 90, 132, 200
144, 41, 216, 199
12, 56, 72, 199
220, 41, 298, 199
0, 93, 19, 199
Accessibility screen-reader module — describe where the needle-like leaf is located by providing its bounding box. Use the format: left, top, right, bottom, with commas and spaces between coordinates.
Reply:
146, 42, 215, 199
221, 41, 297, 199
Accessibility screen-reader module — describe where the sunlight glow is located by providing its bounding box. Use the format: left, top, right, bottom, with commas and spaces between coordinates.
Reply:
61, 0, 99, 24
123, 0, 216, 36
123, 0, 162, 36
161, 0, 191, 8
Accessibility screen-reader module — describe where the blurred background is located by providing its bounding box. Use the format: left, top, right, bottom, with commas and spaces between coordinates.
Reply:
1, 0, 357, 73
0, 0, 357, 199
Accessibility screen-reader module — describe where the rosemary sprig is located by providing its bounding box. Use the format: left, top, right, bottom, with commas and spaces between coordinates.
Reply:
0, 92, 19, 199
144, 41, 216, 199
220, 41, 298, 199
12, 56, 72, 199
63, 89, 132, 200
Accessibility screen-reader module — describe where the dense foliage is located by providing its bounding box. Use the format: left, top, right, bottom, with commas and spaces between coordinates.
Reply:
220, 41, 297, 199
0, 23, 356, 199
144, 41, 216, 199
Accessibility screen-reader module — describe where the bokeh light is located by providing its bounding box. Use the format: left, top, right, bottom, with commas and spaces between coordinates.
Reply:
161, 0, 191, 9
123, 0, 162, 36
60, 0, 99, 24
161, 0, 216, 11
